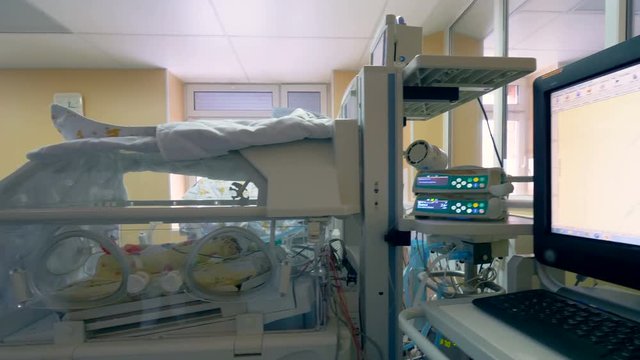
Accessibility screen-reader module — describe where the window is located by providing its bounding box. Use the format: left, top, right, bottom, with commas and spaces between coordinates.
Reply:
186, 84, 279, 118
633, 0, 640, 37
186, 83, 328, 119
449, 0, 607, 197
505, 0, 606, 196
281, 84, 327, 115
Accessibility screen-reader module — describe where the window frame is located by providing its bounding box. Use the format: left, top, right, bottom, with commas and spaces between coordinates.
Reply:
186, 83, 329, 119
280, 84, 328, 114
185, 84, 280, 119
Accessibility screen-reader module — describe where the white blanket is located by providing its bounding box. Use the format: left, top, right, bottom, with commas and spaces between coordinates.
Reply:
156, 109, 333, 161
29, 105, 333, 161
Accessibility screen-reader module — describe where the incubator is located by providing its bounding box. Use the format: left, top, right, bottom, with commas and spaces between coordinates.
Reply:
0, 106, 360, 359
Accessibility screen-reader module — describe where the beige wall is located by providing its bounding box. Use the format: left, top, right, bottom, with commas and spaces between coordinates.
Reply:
167, 71, 185, 123
413, 32, 484, 167
412, 32, 447, 151
410, 31, 483, 165
0, 69, 171, 200
449, 33, 484, 166
167, 71, 188, 200
331, 70, 358, 118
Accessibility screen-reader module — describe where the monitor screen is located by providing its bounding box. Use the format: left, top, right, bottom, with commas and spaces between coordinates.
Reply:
534, 36, 640, 290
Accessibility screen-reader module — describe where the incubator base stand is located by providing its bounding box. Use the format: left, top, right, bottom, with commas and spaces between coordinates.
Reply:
1, 278, 318, 352
0, 320, 338, 360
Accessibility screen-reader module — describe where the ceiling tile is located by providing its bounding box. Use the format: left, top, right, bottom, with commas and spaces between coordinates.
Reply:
0, 0, 70, 33
82, 34, 246, 82
211, 0, 385, 38
572, 0, 605, 12
512, 13, 604, 51
232, 37, 368, 83
420, 0, 472, 35
509, 47, 598, 71
508, 11, 559, 47
508, 0, 528, 13
518, 0, 583, 12
26, 0, 224, 35
450, 0, 494, 40
0, 34, 120, 67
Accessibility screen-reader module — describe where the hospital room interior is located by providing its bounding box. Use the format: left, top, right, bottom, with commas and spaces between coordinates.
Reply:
1, 0, 639, 359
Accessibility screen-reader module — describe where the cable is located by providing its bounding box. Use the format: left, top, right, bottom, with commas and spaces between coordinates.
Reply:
364, 333, 385, 360
574, 274, 588, 286
290, 245, 313, 259
329, 288, 384, 360
418, 235, 428, 270
328, 251, 363, 360
425, 246, 458, 299
477, 98, 504, 168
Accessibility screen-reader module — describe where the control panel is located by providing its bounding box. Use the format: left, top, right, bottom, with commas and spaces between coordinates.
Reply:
413, 167, 504, 194
413, 195, 506, 220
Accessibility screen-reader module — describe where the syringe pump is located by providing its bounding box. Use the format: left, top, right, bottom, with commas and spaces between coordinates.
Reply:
413, 167, 513, 195
413, 195, 507, 220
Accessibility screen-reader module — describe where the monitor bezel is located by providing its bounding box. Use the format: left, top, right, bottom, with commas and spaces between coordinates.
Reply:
533, 35, 640, 291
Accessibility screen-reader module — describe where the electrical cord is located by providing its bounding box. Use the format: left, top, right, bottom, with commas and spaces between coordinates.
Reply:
329, 288, 384, 360
327, 247, 363, 360
364, 332, 385, 360
477, 98, 504, 168
325, 239, 385, 360
574, 274, 588, 286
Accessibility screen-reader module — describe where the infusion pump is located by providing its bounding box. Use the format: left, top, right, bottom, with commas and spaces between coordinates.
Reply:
412, 167, 513, 220
413, 195, 506, 220
413, 167, 509, 195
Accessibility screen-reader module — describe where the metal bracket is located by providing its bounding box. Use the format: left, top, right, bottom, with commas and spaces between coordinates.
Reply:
234, 313, 264, 357
403, 86, 459, 102
384, 227, 411, 246
229, 181, 250, 201
54, 321, 85, 345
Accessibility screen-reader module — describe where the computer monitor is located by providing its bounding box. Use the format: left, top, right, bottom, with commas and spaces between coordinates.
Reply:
533, 35, 640, 291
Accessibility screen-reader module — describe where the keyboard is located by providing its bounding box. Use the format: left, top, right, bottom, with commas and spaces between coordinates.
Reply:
472, 289, 640, 360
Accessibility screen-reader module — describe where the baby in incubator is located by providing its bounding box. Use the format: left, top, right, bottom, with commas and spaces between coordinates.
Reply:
47, 233, 271, 304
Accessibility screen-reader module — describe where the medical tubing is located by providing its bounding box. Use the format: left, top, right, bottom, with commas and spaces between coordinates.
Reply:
398, 307, 449, 360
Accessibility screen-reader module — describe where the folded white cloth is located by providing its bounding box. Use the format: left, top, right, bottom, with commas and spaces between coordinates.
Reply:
156, 108, 333, 161
28, 136, 158, 161
51, 104, 156, 140
33, 105, 333, 161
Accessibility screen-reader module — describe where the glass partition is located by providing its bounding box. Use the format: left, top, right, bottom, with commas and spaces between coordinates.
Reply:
449, 0, 607, 199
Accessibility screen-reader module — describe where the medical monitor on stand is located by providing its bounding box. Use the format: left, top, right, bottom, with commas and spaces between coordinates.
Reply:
533, 35, 640, 291
369, 14, 421, 67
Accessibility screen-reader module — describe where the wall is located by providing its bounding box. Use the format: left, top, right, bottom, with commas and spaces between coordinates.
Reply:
167, 71, 185, 123
414, 32, 447, 150
331, 70, 358, 118
0, 69, 171, 201
409, 31, 483, 164
0, 69, 185, 244
449, 32, 484, 166
167, 71, 187, 200
0, 68, 192, 245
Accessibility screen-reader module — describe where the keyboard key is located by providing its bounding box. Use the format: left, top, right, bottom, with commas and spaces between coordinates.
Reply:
472, 289, 640, 360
